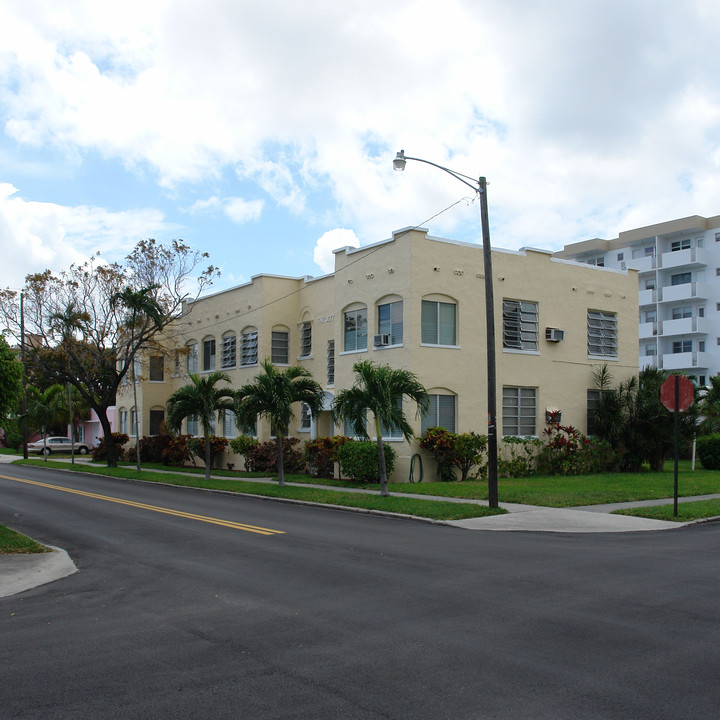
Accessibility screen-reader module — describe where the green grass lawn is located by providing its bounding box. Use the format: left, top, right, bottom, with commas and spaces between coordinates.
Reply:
380, 462, 720, 508
15, 459, 505, 521
614, 499, 720, 523
0, 525, 49, 554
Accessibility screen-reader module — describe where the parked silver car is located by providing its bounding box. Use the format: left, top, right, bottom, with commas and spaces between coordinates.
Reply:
27, 437, 92, 455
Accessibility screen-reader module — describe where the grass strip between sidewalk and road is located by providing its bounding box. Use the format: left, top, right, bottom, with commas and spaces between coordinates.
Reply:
613, 499, 720, 523
13, 460, 506, 521
0, 524, 50, 554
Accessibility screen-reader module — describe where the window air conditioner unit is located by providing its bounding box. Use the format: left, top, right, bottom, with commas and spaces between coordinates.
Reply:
374, 334, 391, 347
545, 328, 565, 343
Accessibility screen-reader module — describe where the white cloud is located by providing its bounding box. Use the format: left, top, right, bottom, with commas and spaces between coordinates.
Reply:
313, 228, 360, 274
0, 184, 171, 287
1, 0, 720, 264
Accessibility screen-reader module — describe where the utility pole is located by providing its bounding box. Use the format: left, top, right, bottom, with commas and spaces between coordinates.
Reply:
20, 291, 28, 460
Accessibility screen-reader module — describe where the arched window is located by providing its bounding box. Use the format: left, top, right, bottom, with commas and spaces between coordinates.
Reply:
221, 332, 236, 369
421, 296, 457, 346
186, 342, 198, 374
202, 337, 216, 371
271, 326, 290, 364
240, 327, 258, 366
343, 303, 367, 352
421, 390, 456, 433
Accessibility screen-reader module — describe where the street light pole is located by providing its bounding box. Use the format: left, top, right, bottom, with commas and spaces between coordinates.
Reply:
393, 150, 498, 507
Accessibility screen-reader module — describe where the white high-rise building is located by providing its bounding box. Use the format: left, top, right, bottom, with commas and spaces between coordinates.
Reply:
556, 214, 720, 385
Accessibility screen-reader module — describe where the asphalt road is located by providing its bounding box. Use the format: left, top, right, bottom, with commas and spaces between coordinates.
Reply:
1, 464, 719, 719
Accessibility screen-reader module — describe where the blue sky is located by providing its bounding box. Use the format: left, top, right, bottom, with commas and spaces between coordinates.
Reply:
2, 0, 720, 294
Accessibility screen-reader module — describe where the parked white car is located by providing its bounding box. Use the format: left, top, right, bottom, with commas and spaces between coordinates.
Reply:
27, 437, 92, 455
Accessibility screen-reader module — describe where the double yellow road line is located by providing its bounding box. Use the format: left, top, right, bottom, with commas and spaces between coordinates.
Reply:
1, 475, 285, 536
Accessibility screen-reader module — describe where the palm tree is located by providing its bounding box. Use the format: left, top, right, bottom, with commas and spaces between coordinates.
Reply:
166, 371, 234, 482
26, 384, 66, 461
699, 375, 720, 434
110, 286, 165, 472
234, 359, 325, 487
331, 360, 429, 496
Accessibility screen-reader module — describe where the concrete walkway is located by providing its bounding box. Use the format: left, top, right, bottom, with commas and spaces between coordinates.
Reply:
1, 453, 717, 597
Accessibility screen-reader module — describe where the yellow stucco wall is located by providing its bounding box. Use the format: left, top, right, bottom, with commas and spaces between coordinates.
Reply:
117, 228, 638, 481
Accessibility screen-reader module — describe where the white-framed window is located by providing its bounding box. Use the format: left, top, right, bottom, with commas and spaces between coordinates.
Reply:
377, 300, 403, 345
587, 310, 618, 358
586, 257, 604, 267
421, 300, 456, 346
421, 394, 456, 434
672, 306, 693, 320
300, 321, 312, 357
271, 330, 289, 364
133, 356, 142, 380
645, 343, 657, 356
617, 253, 624, 262
130, 407, 138, 437
187, 343, 198, 374
503, 299, 538, 351
699, 341, 706, 352
645, 279, 656, 290
299, 403, 312, 432
76, 426, 85, 443
327, 340, 335, 385
344, 307, 368, 352
222, 409, 236, 438
644, 246, 655, 256
149, 355, 164, 382
240, 329, 258, 366
671, 272, 691, 286
671, 238, 691, 252
672, 340, 692, 354
502, 386, 537, 436
221, 333, 236, 369
119, 409, 128, 434
644, 309, 657, 323
203, 338, 216, 371
187, 414, 198, 436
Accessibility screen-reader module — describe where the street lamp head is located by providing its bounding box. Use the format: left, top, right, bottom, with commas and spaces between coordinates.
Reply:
393, 150, 406, 172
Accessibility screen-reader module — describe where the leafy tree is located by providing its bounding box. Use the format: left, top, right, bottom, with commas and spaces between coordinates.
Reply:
234, 359, 325, 487
0, 239, 217, 467
0, 333, 22, 429
331, 360, 429, 496
166, 372, 234, 482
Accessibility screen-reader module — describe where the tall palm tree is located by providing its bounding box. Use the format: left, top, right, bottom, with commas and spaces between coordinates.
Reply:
166, 371, 234, 482
234, 359, 325, 487
332, 360, 429, 496
110, 286, 165, 472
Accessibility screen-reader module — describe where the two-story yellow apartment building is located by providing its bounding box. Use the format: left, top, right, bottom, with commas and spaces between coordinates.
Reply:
116, 227, 639, 480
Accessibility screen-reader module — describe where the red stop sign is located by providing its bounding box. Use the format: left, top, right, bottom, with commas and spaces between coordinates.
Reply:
661, 375, 694, 413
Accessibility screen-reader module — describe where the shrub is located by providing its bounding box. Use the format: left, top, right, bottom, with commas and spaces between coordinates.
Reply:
244, 437, 305, 474
336, 440, 396, 483
304, 436, 352, 478
188, 435, 229, 469
419, 427, 488, 481
92, 433, 128, 462
536, 420, 616, 476
139, 434, 170, 464
697, 434, 720, 470
229, 435, 259, 470
164, 435, 193, 466
498, 436, 541, 478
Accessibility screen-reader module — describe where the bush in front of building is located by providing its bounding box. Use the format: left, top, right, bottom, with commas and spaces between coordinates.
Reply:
498, 436, 542, 478
535, 421, 617, 475
336, 440, 396, 483
697, 434, 720, 470
92, 433, 128, 462
229, 435, 258, 470
138, 434, 193, 466
304, 435, 352, 478
419, 427, 488, 481
243, 437, 304, 474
